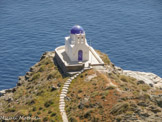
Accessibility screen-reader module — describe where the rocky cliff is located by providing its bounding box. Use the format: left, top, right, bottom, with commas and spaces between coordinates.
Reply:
0, 50, 162, 122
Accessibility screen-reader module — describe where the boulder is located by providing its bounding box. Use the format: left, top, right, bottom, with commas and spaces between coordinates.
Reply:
57, 83, 61, 87
51, 85, 57, 91
137, 102, 148, 107
137, 80, 145, 85
78, 97, 89, 109
17, 76, 25, 86
29, 66, 35, 72
149, 83, 153, 87
40, 51, 55, 61
140, 112, 150, 117
65, 96, 70, 101
5, 88, 16, 93
5, 89, 12, 93
151, 108, 161, 113
5, 97, 13, 102
25, 75, 30, 80
151, 95, 162, 108
0, 90, 6, 97
26, 72, 32, 76
122, 70, 162, 88
78, 103, 84, 109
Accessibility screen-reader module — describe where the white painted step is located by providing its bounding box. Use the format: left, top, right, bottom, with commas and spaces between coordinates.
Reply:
64, 84, 69, 87
62, 87, 68, 90
60, 99, 64, 102
62, 89, 68, 91
67, 79, 71, 82
60, 101, 65, 104
59, 108, 65, 111
61, 91, 67, 94
60, 104, 65, 107
66, 81, 71, 84
71, 77, 74, 80
64, 82, 70, 85
59, 105, 65, 108
60, 109, 65, 112
59, 104, 65, 107
60, 96, 64, 98
59, 107, 64, 109
62, 112, 68, 122
60, 94, 66, 97
59, 72, 84, 122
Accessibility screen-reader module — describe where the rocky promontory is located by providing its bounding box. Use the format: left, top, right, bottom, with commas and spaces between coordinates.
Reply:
0, 50, 162, 122
115, 67, 162, 89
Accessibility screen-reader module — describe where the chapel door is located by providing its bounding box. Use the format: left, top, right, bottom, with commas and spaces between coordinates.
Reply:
78, 50, 83, 61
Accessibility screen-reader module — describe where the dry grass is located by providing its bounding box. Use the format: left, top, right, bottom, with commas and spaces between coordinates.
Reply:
1, 56, 68, 121
0, 51, 159, 122
66, 69, 121, 121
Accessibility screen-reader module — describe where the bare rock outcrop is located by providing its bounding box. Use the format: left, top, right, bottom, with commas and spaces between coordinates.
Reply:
115, 66, 162, 89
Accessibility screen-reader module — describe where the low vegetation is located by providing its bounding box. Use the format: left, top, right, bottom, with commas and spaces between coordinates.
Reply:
96, 50, 111, 65
0, 52, 68, 121
65, 61, 162, 121
0, 51, 161, 122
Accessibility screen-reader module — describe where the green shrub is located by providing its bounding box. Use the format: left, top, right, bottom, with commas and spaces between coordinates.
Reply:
28, 113, 32, 117
104, 90, 109, 96
51, 112, 56, 117
78, 89, 83, 93
84, 110, 92, 119
102, 55, 111, 65
96, 50, 111, 65
69, 117, 77, 122
32, 73, 40, 81
39, 107, 43, 110
27, 99, 36, 105
140, 84, 150, 92
47, 70, 60, 80
116, 117, 122, 122
106, 85, 115, 90
126, 111, 134, 115
36, 90, 44, 96
43, 117, 48, 121
120, 75, 129, 82
48, 110, 52, 114
101, 95, 106, 99
44, 100, 54, 108
110, 102, 130, 115
119, 75, 136, 84
37, 111, 41, 115
92, 117, 99, 122
32, 107, 37, 111
91, 91, 99, 97
47, 73, 55, 80
6, 108, 16, 112
38, 65, 46, 72
80, 75, 83, 78
40, 58, 52, 65
133, 90, 140, 96
143, 93, 150, 100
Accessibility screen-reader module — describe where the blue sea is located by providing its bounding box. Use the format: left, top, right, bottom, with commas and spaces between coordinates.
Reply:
0, 0, 162, 90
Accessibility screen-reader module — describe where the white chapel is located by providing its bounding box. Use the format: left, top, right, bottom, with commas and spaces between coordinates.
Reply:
65, 25, 89, 62
55, 25, 104, 73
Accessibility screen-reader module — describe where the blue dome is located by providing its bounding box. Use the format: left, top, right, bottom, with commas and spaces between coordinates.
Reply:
70, 25, 84, 34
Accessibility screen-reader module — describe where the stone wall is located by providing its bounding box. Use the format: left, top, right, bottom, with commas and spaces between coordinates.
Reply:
55, 52, 84, 73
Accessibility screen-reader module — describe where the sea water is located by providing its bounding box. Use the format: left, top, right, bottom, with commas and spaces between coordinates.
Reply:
0, 0, 162, 90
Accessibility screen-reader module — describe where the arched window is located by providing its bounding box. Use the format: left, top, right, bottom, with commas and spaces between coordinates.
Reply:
78, 50, 83, 61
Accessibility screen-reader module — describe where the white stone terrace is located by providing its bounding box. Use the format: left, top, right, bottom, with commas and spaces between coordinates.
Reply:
55, 45, 104, 68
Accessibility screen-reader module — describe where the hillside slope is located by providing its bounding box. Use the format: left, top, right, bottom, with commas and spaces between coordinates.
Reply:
0, 51, 162, 122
